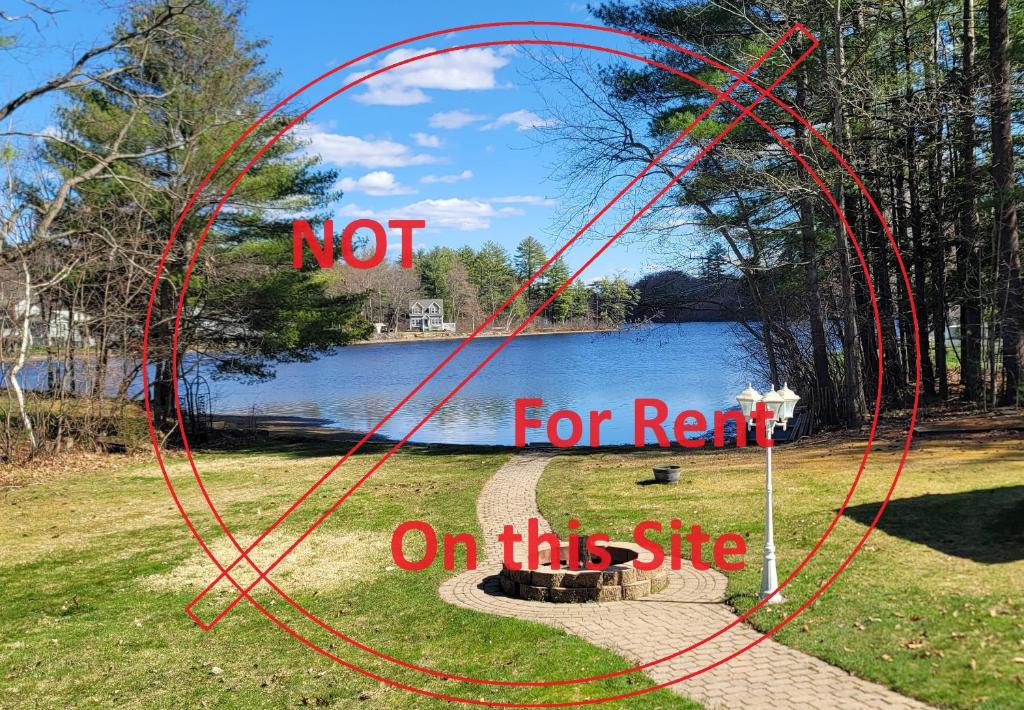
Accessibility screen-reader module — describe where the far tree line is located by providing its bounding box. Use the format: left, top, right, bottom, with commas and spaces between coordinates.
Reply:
332, 236, 640, 333
1, 0, 1021, 461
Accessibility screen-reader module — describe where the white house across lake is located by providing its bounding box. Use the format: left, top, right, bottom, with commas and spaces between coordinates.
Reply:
408, 299, 454, 332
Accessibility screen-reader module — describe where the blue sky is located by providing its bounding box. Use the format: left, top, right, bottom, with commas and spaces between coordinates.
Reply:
2, 1, 698, 280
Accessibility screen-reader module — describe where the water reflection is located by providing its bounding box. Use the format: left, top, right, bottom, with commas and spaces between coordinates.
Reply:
208, 322, 748, 446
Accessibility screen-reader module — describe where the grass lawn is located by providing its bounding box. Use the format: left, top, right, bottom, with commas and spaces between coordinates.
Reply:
1, 443, 698, 709
537, 432, 1024, 709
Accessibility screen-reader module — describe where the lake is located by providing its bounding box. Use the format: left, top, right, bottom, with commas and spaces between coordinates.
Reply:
206, 322, 751, 446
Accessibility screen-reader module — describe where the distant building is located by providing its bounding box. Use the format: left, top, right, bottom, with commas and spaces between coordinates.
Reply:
408, 299, 454, 332
2, 298, 95, 348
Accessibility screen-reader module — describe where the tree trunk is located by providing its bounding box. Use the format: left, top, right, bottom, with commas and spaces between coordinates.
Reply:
924, 9, 950, 400
899, 0, 935, 396
832, 0, 868, 425
959, 0, 984, 401
11, 259, 38, 452
151, 279, 177, 426
796, 61, 836, 426
892, 170, 916, 387
988, 0, 1023, 403
865, 147, 906, 403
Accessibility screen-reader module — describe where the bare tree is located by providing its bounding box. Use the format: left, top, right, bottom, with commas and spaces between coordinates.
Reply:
0, 2, 192, 124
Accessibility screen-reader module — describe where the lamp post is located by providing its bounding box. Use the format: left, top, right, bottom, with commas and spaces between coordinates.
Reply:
736, 382, 800, 604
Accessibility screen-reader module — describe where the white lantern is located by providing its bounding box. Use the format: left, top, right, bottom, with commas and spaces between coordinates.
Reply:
736, 383, 762, 424
778, 382, 800, 421
761, 385, 784, 422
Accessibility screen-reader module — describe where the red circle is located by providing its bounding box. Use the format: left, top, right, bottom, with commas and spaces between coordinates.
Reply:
149, 29, 888, 696
142, 21, 920, 706
148, 24, 901, 700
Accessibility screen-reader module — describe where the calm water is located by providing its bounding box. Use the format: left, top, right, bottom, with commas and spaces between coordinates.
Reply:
207, 322, 749, 445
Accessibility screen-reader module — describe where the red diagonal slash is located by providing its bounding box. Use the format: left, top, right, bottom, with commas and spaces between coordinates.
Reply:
187, 25, 815, 630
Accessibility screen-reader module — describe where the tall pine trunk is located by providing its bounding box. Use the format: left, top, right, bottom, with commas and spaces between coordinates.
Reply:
988, 0, 1023, 404
833, 0, 868, 425
899, 0, 935, 396
925, 10, 950, 400
796, 60, 836, 426
959, 0, 983, 401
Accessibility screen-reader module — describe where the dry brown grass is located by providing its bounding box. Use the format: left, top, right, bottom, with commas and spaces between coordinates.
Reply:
140, 529, 393, 595
1, 449, 157, 489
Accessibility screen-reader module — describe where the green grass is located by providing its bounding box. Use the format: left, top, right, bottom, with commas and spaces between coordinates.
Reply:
0, 443, 698, 709
537, 434, 1024, 709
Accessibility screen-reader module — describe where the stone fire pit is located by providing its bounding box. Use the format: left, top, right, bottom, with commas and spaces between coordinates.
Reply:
498, 540, 668, 603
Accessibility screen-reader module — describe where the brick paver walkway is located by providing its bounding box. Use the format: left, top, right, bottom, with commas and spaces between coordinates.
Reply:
439, 452, 933, 710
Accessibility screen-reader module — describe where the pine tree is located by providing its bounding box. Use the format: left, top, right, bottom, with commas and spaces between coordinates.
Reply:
466, 241, 516, 318
700, 243, 728, 282
591, 276, 639, 325
513, 236, 547, 307
542, 256, 572, 322
44, 0, 369, 420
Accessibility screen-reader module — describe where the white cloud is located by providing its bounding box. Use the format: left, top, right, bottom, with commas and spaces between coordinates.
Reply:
411, 132, 442, 148
297, 124, 437, 168
389, 239, 426, 252
337, 171, 417, 196
353, 85, 429, 106
349, 47, 510, 105
487, 194, 556, 206
333, 203, 376, 221
420, 169, 473, 184
482, 109, 557, 131
429, 110, 487, 129
402, 198, 521, 230
337, 197, 522, 231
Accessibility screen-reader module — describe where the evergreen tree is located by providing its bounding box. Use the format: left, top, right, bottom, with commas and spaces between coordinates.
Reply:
513, 236, 547, 306
591, 276, 640, 324
44, 0, 369, 420
700, 243, 729, 283
416, 246, 459, 301
564, 281, 592, 322
542, 256, 573, 322
467, 241, 516, 318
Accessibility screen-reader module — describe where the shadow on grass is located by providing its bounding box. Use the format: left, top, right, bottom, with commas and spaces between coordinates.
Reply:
191, 436, 514, 460
842, 485, 1024, 563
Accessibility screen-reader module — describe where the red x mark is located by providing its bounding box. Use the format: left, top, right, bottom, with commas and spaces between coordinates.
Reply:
186, 24, 816, 630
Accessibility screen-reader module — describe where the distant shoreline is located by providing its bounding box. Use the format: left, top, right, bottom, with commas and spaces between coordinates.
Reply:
349, 326, 622, 346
